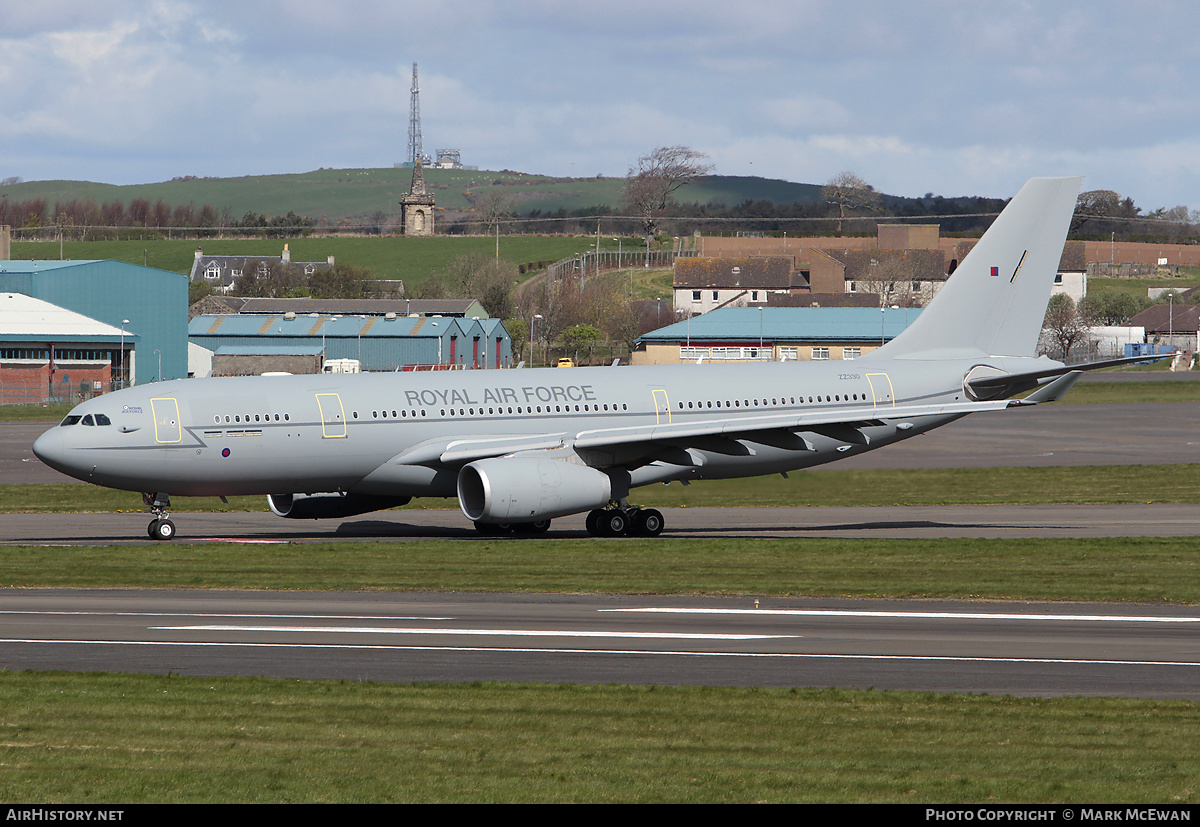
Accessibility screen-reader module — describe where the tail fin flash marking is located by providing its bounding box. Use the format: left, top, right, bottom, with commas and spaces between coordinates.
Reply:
1011, 250, 1029, 283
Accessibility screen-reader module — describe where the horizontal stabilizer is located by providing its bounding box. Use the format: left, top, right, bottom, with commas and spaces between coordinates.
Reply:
966, 352, 1174, 399
1016, 371, 1083, 404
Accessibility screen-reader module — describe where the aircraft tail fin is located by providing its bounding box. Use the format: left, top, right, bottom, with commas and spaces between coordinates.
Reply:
870, 176, 1082, 361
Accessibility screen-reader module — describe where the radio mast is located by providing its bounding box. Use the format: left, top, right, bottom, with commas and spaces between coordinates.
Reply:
407, 63, 423, 166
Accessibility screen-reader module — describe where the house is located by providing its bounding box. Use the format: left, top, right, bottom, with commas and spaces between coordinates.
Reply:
672, 256, 794, 314
1130, 304, 1200, 354
188, 244, 335, 292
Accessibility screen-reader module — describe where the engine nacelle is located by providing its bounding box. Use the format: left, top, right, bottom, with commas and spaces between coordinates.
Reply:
267, 492, 411, 520
457, 457, 612, 523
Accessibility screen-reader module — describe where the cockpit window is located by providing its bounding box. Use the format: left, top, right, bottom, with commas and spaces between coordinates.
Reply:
60, 415, 82, 427
81, 415, 95, 426
94, 413, 111, 426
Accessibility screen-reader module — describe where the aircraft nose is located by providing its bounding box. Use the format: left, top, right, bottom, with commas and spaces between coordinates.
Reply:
32, 426, 78, 478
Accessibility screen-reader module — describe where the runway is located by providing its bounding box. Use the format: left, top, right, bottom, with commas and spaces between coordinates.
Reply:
2, 588, 1199, 699
4, 502, 1200, 544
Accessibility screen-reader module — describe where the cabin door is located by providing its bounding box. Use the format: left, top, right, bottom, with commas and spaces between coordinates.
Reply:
315, 393, 348, 438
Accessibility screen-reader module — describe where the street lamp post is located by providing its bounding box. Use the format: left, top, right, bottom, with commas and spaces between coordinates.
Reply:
531, 314, 543, 367
119, 319, 130, 388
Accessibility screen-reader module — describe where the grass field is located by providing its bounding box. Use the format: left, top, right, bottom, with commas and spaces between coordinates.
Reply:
2, 535, 1198, 602
11, 234, 639, 288
3, 672, 1197, 804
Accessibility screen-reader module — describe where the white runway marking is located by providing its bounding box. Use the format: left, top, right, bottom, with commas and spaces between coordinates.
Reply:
152, 625, 795, 640
1, 638, 1198, 668
605, 608, 1200, 623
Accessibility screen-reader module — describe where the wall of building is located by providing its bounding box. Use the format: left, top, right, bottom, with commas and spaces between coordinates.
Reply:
0, 361, 110, 405
633, 341, 882, 366
0, 261, 188, 384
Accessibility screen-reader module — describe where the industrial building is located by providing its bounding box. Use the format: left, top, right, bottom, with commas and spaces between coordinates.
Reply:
632, 306, 923, 365
189, 312, 512, 375
0, 292, 139, 404
0, 260, 188, 395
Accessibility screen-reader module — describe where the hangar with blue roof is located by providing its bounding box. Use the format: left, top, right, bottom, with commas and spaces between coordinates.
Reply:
632, 306, 923, 365
189, 312, 512, 375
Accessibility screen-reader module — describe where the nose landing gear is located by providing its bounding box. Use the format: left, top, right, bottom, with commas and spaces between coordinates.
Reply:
143, 492, 176, 541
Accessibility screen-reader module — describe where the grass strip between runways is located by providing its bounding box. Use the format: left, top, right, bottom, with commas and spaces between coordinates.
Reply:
2, 536, 1199, 602
1, 672, 1198, 803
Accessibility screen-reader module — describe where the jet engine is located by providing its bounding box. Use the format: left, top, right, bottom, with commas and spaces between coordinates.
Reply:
267, 492, 411, 520
457, 457, 612, 523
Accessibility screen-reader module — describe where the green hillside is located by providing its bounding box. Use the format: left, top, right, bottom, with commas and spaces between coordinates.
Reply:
0, 168, 826, 224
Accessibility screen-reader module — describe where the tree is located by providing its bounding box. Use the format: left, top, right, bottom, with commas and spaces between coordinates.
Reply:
309, 263, 373, 299
1078, 288, 1150, 326
822, 171, 881, 235
621, 146, 713, 247
1042, 293, 1090, 359
470, 187, 516, 236
562, 324, 602, 364
417, 252, 518, 319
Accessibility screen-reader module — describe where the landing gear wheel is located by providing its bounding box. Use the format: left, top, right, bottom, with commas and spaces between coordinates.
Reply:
597, 510, 629, 537
150, 518, 176, 541
513, 519, 551, 535
585, 509, 606, 536
632, 508, 664, 537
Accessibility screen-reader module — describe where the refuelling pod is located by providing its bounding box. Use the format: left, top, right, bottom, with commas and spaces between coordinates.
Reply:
458, 457, 612, 523
267, 492, 411, 520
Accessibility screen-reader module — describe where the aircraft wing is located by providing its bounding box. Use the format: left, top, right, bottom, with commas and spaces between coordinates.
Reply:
570, 397, 1017, 461
384, 397, 1025, 472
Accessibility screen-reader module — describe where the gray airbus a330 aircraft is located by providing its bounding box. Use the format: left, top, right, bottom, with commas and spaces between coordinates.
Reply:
36, 176, 1127, 541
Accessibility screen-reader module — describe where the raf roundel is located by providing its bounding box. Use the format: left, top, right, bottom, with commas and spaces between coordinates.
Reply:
222, 448, 231, 458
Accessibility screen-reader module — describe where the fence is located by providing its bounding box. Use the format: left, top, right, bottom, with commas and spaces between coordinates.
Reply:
544, 249, 697, 283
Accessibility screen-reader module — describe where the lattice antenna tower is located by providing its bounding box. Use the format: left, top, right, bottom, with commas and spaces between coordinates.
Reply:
407, 62, 423, 166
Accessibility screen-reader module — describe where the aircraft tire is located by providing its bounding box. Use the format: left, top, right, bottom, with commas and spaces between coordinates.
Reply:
632, 508, 664, 537
585, 509, 605, 536
150, 519, 176, 541
598, 511, 628, 537
513, 519, 551, 535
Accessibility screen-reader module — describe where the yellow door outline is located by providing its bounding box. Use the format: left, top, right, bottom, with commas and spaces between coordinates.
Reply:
150, 398, 182, 444
651, 389, 672, 425
315, 393, 347, 438
865, 373, 895, 409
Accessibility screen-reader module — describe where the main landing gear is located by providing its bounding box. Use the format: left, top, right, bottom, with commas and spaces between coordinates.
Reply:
143, 492, 176, 541
585, 503, 664, 538
472, 519, 552, 536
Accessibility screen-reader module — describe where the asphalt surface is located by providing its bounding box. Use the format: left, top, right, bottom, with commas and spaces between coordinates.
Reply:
2, 588, 1198, 699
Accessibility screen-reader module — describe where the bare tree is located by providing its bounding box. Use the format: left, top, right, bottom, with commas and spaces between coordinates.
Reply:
621, 146, 713, 248
822, 171, 881, 235
470, 187, 516, 236
856, 256, 921, 308
1042, 293, 1091, 359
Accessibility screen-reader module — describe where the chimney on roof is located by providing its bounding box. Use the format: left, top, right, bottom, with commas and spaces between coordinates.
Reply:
194, 246, 203, 261
282, 243, 291, 265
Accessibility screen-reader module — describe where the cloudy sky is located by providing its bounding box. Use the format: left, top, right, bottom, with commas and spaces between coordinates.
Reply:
3, 0, 1199, 210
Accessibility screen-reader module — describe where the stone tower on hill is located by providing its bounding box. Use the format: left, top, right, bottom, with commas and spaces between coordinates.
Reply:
401, 157, 435, 236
